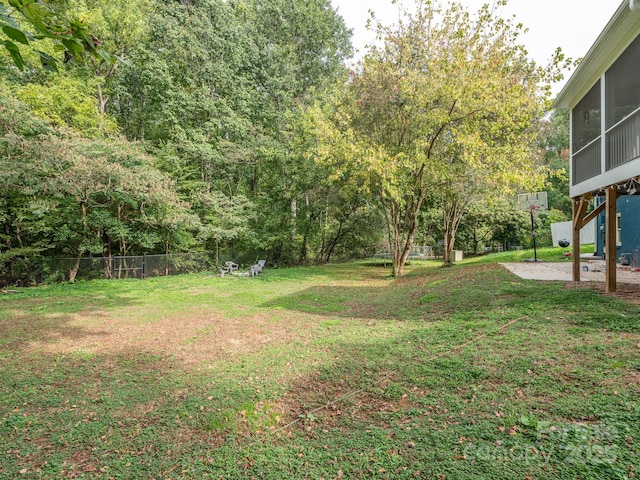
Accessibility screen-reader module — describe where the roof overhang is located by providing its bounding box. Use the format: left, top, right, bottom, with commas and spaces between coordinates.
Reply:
553, 1, 640, 110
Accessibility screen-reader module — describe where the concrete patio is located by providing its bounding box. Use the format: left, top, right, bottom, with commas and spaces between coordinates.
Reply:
500, 259, 640, 284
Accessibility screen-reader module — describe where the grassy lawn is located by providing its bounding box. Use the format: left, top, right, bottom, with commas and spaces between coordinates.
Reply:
461, 244, 597, 264
0, 256, 638, 479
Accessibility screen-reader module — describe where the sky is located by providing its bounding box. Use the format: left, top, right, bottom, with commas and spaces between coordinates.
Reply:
329, 0, 622, 94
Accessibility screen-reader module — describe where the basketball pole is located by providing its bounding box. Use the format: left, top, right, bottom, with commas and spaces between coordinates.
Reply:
530, 207, 538, 262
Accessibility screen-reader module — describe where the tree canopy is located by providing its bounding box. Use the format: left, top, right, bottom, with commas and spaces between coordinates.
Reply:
0, 0, 571, 284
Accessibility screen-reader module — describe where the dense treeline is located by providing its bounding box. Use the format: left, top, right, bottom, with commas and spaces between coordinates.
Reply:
1, 0, 570, 284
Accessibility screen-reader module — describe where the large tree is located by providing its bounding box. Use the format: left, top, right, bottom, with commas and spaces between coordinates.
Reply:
309, 0, 566, 275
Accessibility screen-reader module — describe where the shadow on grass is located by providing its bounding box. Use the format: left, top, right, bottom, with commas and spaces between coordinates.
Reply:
0, 285, 141, 352
262, 263, 640, 331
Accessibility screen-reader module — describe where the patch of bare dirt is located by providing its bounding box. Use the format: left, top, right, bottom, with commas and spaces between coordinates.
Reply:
24, 308, 318, 368
565, 281, 640, 305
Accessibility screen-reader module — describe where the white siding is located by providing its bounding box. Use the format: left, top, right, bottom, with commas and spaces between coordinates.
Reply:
550, 220, 597, 246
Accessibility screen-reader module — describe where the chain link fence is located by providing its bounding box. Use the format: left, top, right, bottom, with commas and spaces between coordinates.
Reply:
2, 252, 218, 286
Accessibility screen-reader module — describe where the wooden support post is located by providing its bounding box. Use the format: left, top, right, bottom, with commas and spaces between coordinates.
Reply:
572, 198, 581, 282
572, 194, 591, 230
605, 186, 617, 293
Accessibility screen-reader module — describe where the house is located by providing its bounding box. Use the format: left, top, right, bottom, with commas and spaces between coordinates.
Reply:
594, 196, 640, 264
553, 0, 640, 292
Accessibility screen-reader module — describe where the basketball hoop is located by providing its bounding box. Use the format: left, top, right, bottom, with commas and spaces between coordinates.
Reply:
517, 192, 548, 212
517, 192, 548, 262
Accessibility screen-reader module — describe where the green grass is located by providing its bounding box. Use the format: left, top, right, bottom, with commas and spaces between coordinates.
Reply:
461, 244, 596, 264
0, 260, 638, 479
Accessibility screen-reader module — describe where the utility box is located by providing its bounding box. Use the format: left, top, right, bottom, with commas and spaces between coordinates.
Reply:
453, 250, 463, 262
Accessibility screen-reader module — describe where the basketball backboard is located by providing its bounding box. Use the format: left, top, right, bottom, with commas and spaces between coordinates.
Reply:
517, 192, 548, 211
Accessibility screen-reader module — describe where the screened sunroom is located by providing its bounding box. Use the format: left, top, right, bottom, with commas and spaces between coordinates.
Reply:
570, 33, 640, 194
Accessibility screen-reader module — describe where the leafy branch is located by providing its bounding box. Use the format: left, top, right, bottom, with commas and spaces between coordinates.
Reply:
0, 0, 113, 71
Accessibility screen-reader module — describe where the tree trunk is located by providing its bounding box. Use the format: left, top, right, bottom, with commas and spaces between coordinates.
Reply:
96, 83, 109, 134
103, 231, 112, 280
70, 200, 89, 282
166, 240, 171, 276
298, 193, 311, 264
324, 222, 343, 263
215, 238, 219, 269
442, 197, 466, 266
69, 253, 81, 283
290, 197, 297, 265
299, 235, 308, 264
385, 161, 429, 277
443, 227, 455, 265
471, 225, 478, 255
387, 195, 423, 277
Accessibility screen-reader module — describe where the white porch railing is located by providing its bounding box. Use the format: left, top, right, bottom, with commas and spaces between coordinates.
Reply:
606, 107, 640, 171
572, 108, 640, 186
572, 137, 601, 185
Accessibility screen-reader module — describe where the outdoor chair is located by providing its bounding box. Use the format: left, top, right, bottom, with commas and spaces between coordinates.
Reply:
249, 264, 260, 277
219, 261, 239, 277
